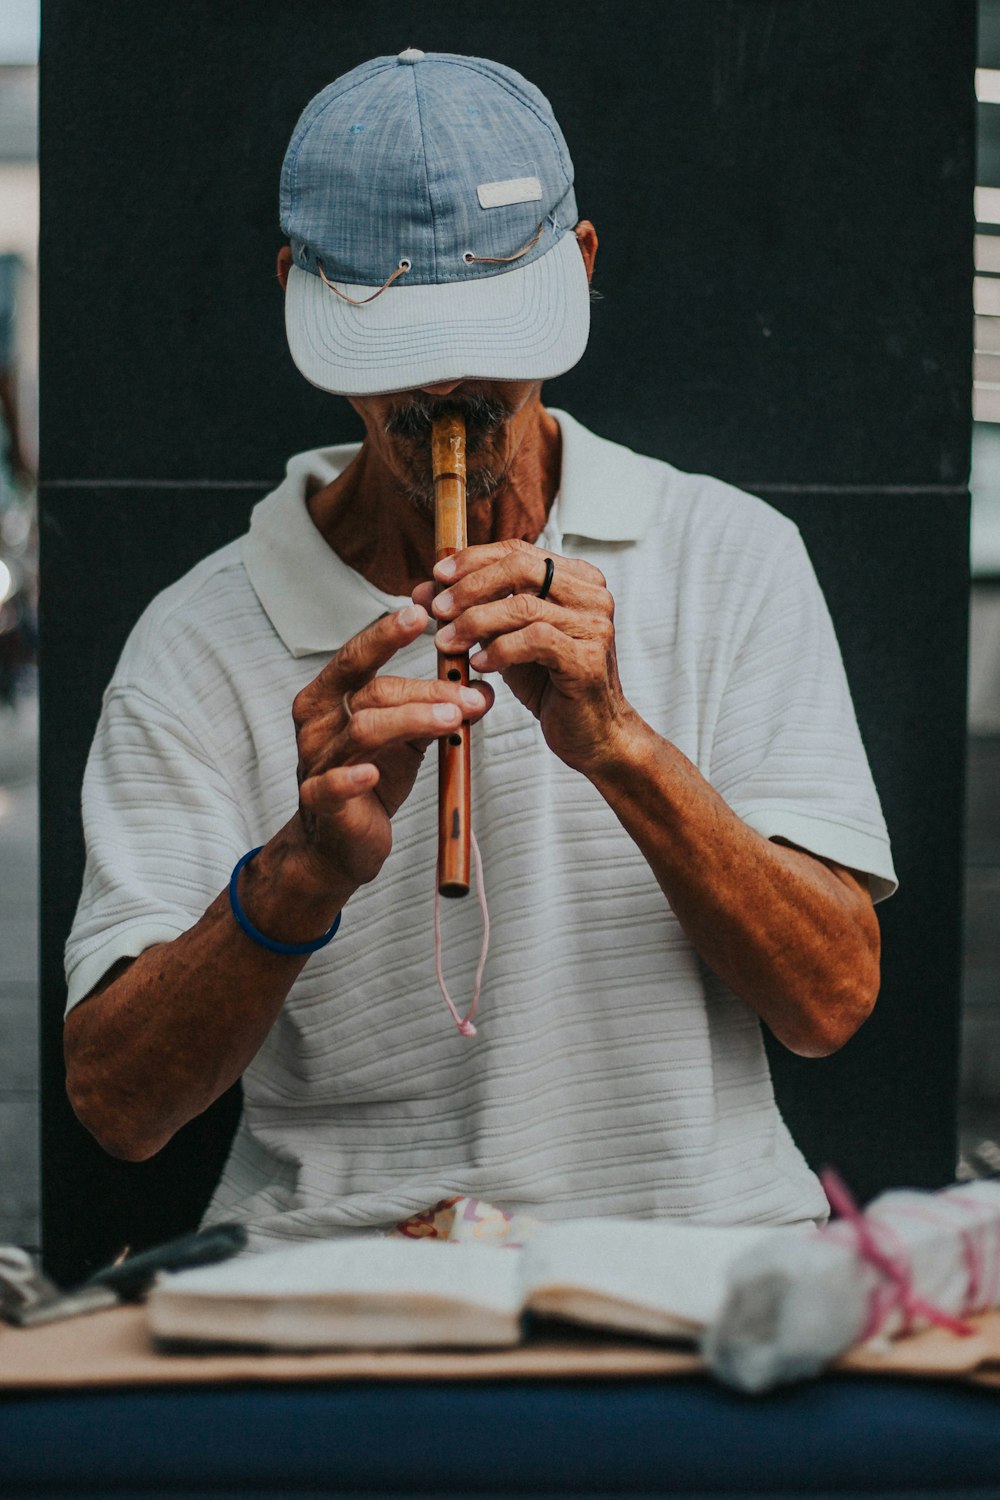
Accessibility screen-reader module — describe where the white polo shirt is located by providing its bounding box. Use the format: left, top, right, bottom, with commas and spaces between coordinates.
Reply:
66, 410, 896, 1250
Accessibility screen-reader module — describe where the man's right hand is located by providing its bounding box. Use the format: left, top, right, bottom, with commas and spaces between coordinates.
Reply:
289, 603, 493, 892
65, 603, 493, 1162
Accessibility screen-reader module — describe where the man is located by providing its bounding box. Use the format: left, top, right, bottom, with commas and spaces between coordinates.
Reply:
64, 51, 895, 1251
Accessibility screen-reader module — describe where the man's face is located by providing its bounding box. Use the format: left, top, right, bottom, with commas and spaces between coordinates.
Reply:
346, 379, 545, 511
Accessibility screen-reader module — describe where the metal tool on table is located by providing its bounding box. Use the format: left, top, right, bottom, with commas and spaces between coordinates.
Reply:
0, 1223, 247, 1327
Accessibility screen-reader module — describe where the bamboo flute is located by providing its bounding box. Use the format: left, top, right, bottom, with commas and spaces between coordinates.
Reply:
431, 413, 471, 897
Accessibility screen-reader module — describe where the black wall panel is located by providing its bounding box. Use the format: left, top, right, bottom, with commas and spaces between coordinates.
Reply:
40, 0, 972, 488
39, 0, 973, 1279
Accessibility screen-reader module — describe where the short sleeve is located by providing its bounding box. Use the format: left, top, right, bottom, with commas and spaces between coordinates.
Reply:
709, 527, 897, 903
64, 685, 250, 1011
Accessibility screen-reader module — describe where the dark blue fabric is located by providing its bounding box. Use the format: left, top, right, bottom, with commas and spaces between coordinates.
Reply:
2, 1377, 1000, 1495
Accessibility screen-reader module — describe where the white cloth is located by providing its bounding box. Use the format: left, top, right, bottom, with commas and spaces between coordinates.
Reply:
704, 1180, 1000, 1392
65, 410, 896, 1251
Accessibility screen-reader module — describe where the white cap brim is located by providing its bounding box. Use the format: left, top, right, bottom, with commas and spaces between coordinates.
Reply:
284, 231, 590, 396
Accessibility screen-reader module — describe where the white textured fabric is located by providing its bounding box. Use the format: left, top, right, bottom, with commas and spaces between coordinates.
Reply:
705, 1180, 1000, 1392
66, 411, 896, 1251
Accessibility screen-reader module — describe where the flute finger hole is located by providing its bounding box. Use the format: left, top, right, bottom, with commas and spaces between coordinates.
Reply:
447, 668, 462, 681
448, 733, 462, 746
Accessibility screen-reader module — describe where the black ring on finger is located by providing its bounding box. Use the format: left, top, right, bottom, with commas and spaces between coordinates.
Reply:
537, 557, 555, 601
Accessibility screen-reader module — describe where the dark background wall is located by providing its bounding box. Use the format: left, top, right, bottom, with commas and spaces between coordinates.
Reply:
39, 0, 974, 1281
963, 1, 1000, 1143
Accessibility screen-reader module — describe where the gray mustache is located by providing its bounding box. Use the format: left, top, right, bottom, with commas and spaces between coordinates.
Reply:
384, 394, 512, 446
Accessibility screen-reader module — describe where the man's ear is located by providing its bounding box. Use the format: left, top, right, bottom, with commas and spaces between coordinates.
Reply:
277, 245, 294, 291
574, 221, 598, 284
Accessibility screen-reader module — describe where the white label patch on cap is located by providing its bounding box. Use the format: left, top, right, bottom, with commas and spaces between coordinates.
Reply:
477, 176, 543, 209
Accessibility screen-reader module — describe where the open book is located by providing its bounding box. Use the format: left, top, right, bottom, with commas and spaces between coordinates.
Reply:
147, 1218, 782, 1350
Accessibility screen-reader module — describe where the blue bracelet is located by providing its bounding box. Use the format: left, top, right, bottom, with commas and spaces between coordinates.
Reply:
228, 847, 342, 956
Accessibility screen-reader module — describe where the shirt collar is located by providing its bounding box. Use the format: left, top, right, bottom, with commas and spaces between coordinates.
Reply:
552, 408, 660, 543
242, 408, 660, 658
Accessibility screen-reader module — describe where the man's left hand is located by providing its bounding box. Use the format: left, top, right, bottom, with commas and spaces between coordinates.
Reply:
412, 540, 636, 778
414, 539, 882, 1059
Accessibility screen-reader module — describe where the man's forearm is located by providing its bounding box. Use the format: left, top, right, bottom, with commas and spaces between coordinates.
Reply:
426, 538, 879, 1057
590, 716, 881, 1057
64, 818, 358, 1161
66, 605, 493, 1162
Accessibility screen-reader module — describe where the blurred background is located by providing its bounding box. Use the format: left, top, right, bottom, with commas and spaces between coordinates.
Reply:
0, 0, 39, 1250
1, 3, 997, 1252
966, 2, 1000, 1170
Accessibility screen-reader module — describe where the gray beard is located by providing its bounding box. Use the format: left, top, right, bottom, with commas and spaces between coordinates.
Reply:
383, 392, 514, 512
404, 462, 507, 514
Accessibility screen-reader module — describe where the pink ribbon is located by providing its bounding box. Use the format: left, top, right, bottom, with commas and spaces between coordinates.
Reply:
820, 1168, 975, 1341
434, 831, 490, 1038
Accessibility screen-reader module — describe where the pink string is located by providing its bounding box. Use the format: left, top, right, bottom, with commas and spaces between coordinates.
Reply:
945, 1190, 1000, 1310
434, 831, 490, 1038
883, 1195, 1000, 1315
820, 1168, 976, 1340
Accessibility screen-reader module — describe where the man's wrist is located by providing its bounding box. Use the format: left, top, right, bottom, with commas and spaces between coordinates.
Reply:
584, 710, 662, 795
235, 825, 358, 947
585, 713, 710, 839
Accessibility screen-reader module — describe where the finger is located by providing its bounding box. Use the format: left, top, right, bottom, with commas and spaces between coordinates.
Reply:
342, 699, 468, 755
303, 606, 430, 707
469, 621, 606, 682
301, 700, 466, 766
433, 540, 606, 602
433, 557, 609, 625
299, 762, 379, 811
411, 580, 436, 612
436, 596, 602, 654
297, 681, 493, 782
350, 676, 494, 719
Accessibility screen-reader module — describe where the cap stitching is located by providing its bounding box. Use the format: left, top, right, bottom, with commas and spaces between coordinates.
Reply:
409, 65, 438, 281
294, 233, 578, 377
546, 182, 577, 236
283, 66, 397, 228
441, 57, 573, 188
282, 58, 575, 270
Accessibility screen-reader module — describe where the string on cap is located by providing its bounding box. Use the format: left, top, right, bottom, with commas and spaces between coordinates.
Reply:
462, 221, 545, 265
434, 832, 490, 1038
316, 257, 411, 305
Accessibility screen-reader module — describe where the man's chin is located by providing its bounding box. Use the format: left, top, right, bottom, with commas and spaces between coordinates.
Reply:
467, 463, 507, 501
391, 432, 508, 508
402, 463, 507, 514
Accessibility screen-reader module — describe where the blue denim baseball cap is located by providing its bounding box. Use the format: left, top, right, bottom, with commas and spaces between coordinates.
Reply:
279, 50, 590, 396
